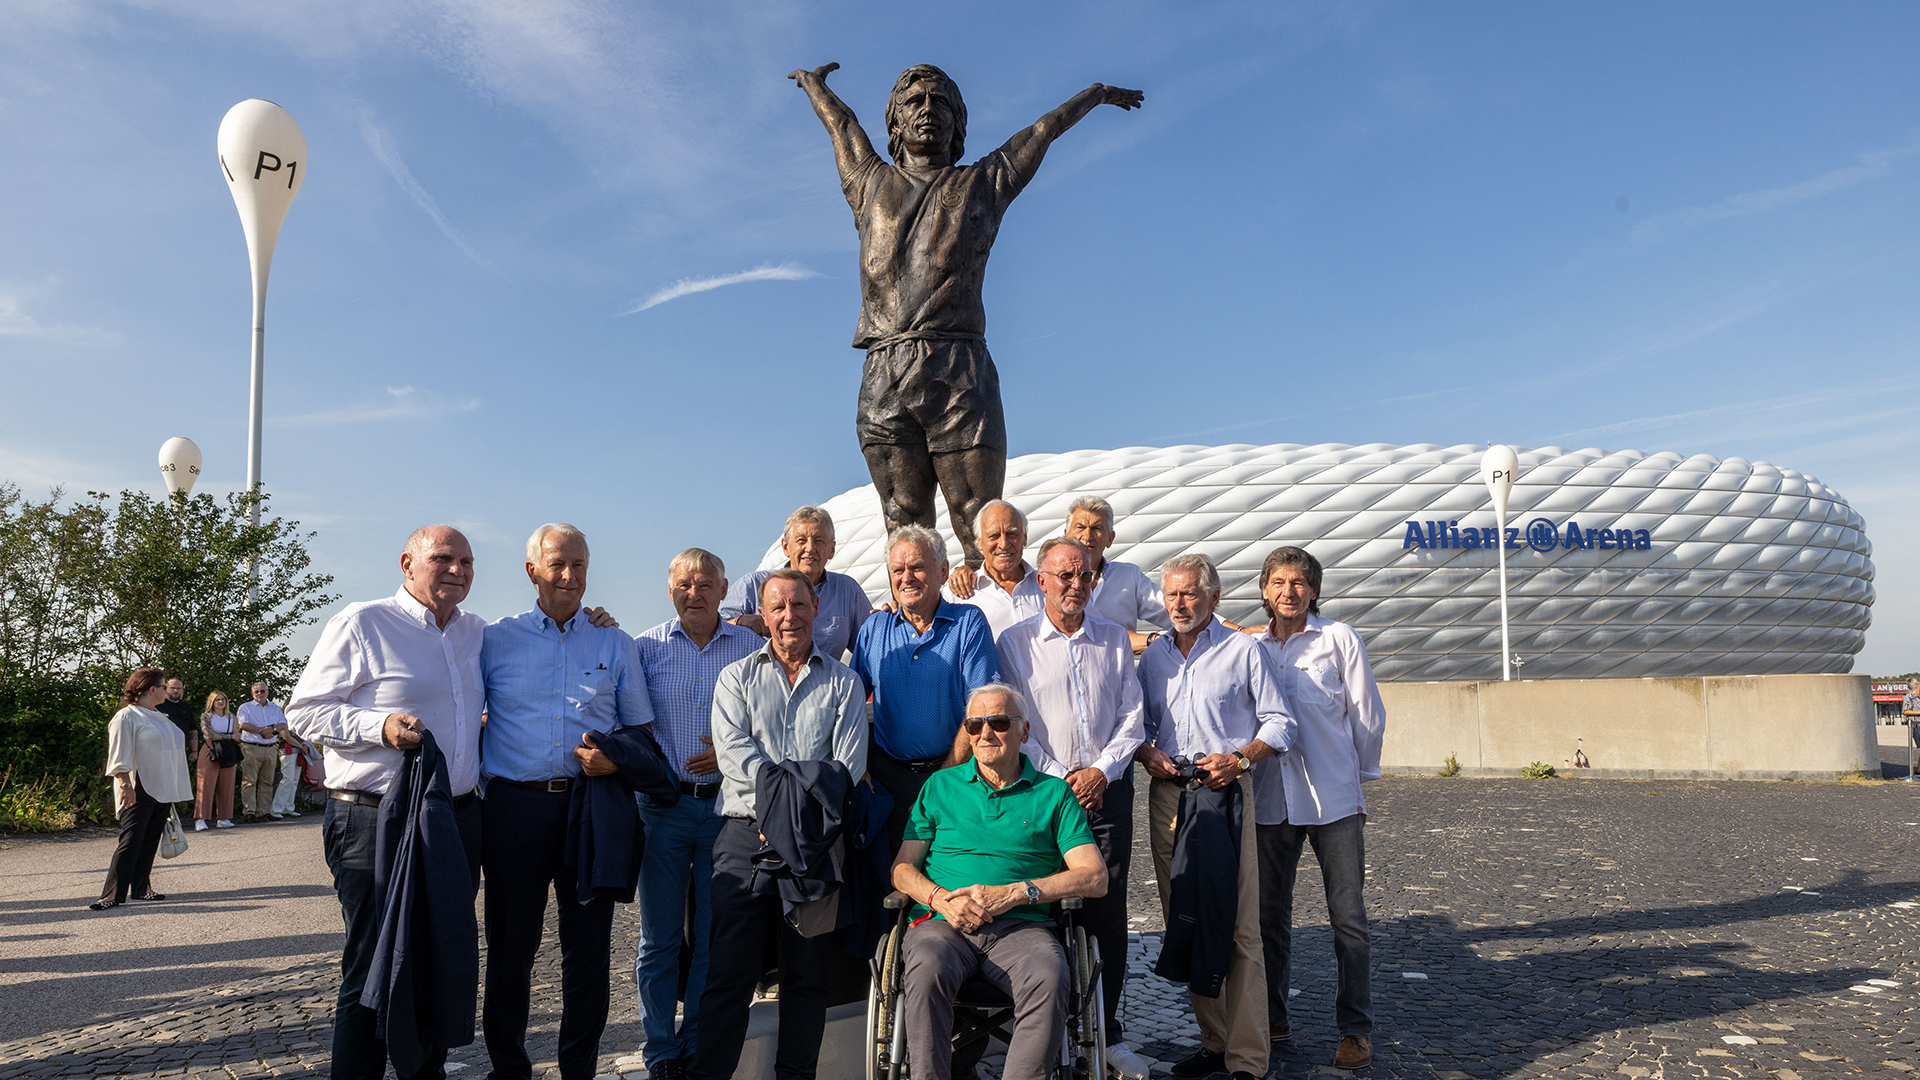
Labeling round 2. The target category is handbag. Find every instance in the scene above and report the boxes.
[160,808,189,859]
[211,737,243,769]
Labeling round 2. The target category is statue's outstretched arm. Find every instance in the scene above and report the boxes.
[788,63,880,180]
[999,83,1144,179]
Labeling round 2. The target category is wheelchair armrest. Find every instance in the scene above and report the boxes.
[1058,896,1083,911]
[884,890,911,910]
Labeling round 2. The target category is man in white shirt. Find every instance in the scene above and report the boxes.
[1061,495,1170,653]
[995,536,1147,1078]
[1136,554,1292,1080]
[1252,546,1385,1071]
[288,525,488,1080]
[943,499,1044,638]
[236,682,288,822]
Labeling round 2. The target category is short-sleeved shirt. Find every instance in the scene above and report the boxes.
[904,754,1096,923]
[841,145,1040,349]
[156,699,198,741]
[718,568,873,661]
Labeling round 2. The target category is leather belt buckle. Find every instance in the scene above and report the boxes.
[545,778,570,793]
[678,780,719,799]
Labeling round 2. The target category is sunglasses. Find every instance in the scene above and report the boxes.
[962,715,1019,735]
[1044,569,1097,587]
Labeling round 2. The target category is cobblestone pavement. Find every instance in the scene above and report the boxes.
[5,776,1920,1080]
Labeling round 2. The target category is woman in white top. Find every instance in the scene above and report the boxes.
[92,667,193,910]
[195,690,240,830]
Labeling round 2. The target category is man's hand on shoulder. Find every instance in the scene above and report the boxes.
[382,712,424,750]
[735,613,770,638]
[584,606,619,629]
[947,563,978,600]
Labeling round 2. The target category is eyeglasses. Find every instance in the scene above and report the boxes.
[1043,570,1097,587]
[962,715,1018,735]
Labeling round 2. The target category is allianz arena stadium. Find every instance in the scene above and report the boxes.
[759,443,1875,682]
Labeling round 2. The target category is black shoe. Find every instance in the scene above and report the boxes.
[135,891,166,901]
[1232,1073,1262,1080]
[88,898,121,911]
[1170,1048,1226,1077]
[649,1060,685,1080]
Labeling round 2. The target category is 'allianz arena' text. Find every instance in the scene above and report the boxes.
[761,443,1874,681]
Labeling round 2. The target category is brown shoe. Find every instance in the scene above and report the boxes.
[1333,1035,1372,1069]
[1271,1023,1293,1045]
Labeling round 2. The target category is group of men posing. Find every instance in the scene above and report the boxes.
[285,495,1385,1080]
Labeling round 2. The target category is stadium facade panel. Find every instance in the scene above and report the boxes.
[759,443,1874,681]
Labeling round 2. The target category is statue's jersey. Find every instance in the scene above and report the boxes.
[841,140,1039,350]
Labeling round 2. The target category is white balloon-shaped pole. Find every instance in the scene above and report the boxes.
[217,99,306,536]
[158,437,203,499]
[1481,445,1521,681]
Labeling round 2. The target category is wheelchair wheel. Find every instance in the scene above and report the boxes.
[868,924,903,1080]
[1071,928,1107,1080]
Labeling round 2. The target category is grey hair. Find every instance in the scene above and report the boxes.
[1036,535,1091,568]
[783,505,835,543]
[250,682,268,692]
[526,522,589,565]
[886,524,947,567]
[667,547,725,581]
[973,498,1028,537]
[966,682,1028,726]
[1161,553,1221,594]
[1067,495,1115,526]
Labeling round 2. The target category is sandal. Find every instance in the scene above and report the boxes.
[134,891,167,901]
[88,897,121,911]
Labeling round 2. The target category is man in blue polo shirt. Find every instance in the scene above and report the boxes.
[891,682,1107,1080]
[851,524,1002,844]
[479,523,654,1080]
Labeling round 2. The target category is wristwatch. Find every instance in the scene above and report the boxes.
[1023,880,1041,904]
[1232,750,1253,774]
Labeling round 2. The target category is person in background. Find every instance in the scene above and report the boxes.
[194,690,240,831]
[92,667,192,910]
[156,676,199,771]
[1253,546,1385,1071]
[632,549,764,1080]
[942,499,1044,639]
[718,506,873,660]
[271,726,313,819]
[1059,496,1171,654]
[237,681,287,822]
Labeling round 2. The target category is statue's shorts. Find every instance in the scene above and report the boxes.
[857,334,1007,455]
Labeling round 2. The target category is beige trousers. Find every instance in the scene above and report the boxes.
[239,743,278,816]
[1150,774,1268,1078]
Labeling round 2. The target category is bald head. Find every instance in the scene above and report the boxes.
[400,525,474,627]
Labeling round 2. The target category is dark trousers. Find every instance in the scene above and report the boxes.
[687,817,835,1080]
[324,794,482,1080]
[100,783,166,901]
[1082,768,1132,1044]
[868,746,946,848]
[481,785,617,1080]
[1258,814,1373,1036]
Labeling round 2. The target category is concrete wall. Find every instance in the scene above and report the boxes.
[1378,673,1876,780]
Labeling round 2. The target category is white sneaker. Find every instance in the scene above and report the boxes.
[193,820,208,831]
[1105,1041,1151,1080]
[284,810,302,817]
[216,820,235,828]
[269,812,284,820]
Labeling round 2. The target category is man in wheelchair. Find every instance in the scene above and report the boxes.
[887,683,1110,1080]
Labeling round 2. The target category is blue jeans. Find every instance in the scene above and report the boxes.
[634,792,723,1066]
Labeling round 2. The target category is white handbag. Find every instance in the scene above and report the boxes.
[159,808,189,859]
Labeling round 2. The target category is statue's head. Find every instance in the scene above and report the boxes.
[886,64,967,164]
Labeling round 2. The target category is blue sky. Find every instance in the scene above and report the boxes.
[2,2,1915,674]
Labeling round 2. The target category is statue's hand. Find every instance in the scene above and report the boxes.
[789,62,841,86]
[1097,84,1145,110]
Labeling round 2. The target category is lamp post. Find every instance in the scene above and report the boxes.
[158,437,202,500]
[216,99,306,533]
[1481,445,1521,681]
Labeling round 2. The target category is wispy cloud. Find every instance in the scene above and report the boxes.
[1629,137,1920,245]
[1547,376,1919,445]
[278,386,480,428]
[0,290,122,347]
[358,111,496,271]
[621,263,820,314]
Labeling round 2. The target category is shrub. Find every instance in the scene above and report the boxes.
[1519,761,1557,779]
[1438,752,1460,778]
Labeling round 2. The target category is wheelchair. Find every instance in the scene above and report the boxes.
[865,890,1106,1080]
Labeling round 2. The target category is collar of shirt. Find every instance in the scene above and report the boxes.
[667,617,751,652]
[884,599,958,637]
[1034,613,1094,643]
[744,639,830,680]
[1263,613,1328,646]
[392,584,452,632]
[978,564,1038,597]
[964,753,1039,794]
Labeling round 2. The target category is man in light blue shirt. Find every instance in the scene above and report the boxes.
[480,524,653,1080]
[851,524,1001,844]
[631,549,763,1079]
[719,505,874,659]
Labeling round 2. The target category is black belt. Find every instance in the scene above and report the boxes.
[331,788,476,809]
[679,780,720,799]
[493,777,574,793]
[879,750,949,776]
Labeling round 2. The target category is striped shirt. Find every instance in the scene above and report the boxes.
[636,618,764,784]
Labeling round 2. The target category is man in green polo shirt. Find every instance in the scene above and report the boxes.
[891,682,1108,1080]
